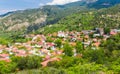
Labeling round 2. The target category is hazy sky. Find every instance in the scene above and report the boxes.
[0,0,80,14]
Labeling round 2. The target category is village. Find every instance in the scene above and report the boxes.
[0,28,120,67]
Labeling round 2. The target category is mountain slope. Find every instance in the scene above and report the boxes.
[0,1,90,32]
[0,9,46,32]
[0,0,120,32]
[37,4,120,34]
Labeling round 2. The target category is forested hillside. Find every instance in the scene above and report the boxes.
[0,1,90,32]
[38,4,120,34]
[1,0,120,33]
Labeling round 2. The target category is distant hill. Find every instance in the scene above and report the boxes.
[0,12,14,17]
[88,0,120,9]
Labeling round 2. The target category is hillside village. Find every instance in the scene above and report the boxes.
[1,0,120,73]
[0,28,120,67]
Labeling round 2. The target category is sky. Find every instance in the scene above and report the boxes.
[0,0,81,15]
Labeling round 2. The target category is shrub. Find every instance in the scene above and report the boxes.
[0,61,16,74]
[11,56,42,70]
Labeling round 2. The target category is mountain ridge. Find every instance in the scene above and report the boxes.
[37,4,120,34]
[0,0,120,33]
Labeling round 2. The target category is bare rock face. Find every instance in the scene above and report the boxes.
[7,15,47,31]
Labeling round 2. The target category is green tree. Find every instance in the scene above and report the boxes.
[75,41,83,53]
[83,49,106,64]
[104,27,110,34]
[0,61,16,74]
[26,56,42,69]
[63,43,73,56]
[102,34,120,52]
[54,39,62,48]
[11,56,42,70]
